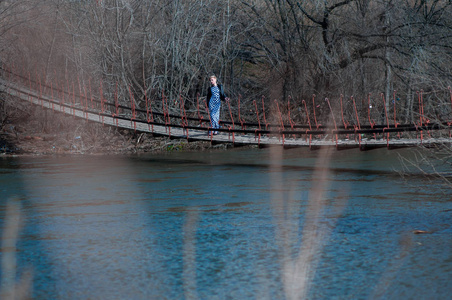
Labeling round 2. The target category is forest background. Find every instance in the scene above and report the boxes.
[1,0,452,154]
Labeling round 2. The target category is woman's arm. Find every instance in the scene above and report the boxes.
[219,84,228,101]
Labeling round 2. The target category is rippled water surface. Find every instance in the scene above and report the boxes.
[1,148,451,299]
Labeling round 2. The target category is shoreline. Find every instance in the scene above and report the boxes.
[0,131,234,157]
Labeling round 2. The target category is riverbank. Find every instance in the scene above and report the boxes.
[0,129,218,156]
[0,99,229,156]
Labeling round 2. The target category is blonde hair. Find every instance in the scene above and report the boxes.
[209,75,217,79]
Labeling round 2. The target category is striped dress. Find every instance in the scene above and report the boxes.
[209,86,221,131]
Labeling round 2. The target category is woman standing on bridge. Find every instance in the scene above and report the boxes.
[207,75,229,135]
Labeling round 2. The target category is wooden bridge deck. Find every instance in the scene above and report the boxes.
[2,80,451,150]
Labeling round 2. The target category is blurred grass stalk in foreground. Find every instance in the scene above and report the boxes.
[1,199,32,300]
[270,145,341,299]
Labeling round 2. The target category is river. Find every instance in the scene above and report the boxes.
[1,147,451,299]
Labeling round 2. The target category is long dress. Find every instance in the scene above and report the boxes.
[209,86,221,132]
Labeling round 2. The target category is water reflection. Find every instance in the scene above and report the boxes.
[0,148,451,299]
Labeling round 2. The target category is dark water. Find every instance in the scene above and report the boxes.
[1,148,451,299]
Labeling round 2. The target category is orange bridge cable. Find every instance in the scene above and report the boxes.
[417,91,422,126]
[56,71,61,102]
[261,96,269,130]
[34,69,39,100]
[128,84,137,131]
[60,79,64,105]
[42,70,47,96]
[179,95,189,136]
[180,95,188,127]
[149,93,155,133]
[275,100,285,145]
[73,82,77,118]
[163,93,171,128]
[99,80,105,125]
[64,67,68,109]
[51,81,55,111]
[77,76,82,111]
[161,91,168,131]
[287,96,294,130]
[420,90,426,124]
[196,93,204,127]
[417,91,423,141]
[39,75,43,107]
[312,94,321,130]
[367,93,377,140]
[204,98,212,137]
[227,99,235,144]
[114,82,119,116]
[253,100,261,131]
[180,96,189,139]
[99,81,104,113]
[238,94,245,129]
[287,96,296,139]
[54,78,59,109]
[352,96,362,146]
[352,96,361,130]
[340,94,351,140]
[3,68,90,110]
[89,79,93,109]
[325,98,338,146]
[178,95,183,126]
[28,72,32,103]
[83,86,89,120]
[253,100,262,143]
[166,96,171,126]
[309,133,312,149]
[381,93,390,142]
[61,78,65,113]
[71,81,76,117]
[449,86,452,122]
[419,90,431,138]
[255,128,261,146]
[340,94,348,130]
[84,84,88,114]
[393,90,400,138]
[66,78,70,109]
[113,83,119,126]
[393,90,397,126]
[144,89,149,130]
[302,99,312,143]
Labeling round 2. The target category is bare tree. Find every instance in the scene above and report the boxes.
[2,0,452,126]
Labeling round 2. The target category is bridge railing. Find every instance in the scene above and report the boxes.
[2,64,452,146]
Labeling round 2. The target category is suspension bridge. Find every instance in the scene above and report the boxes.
[2,67,452,150]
